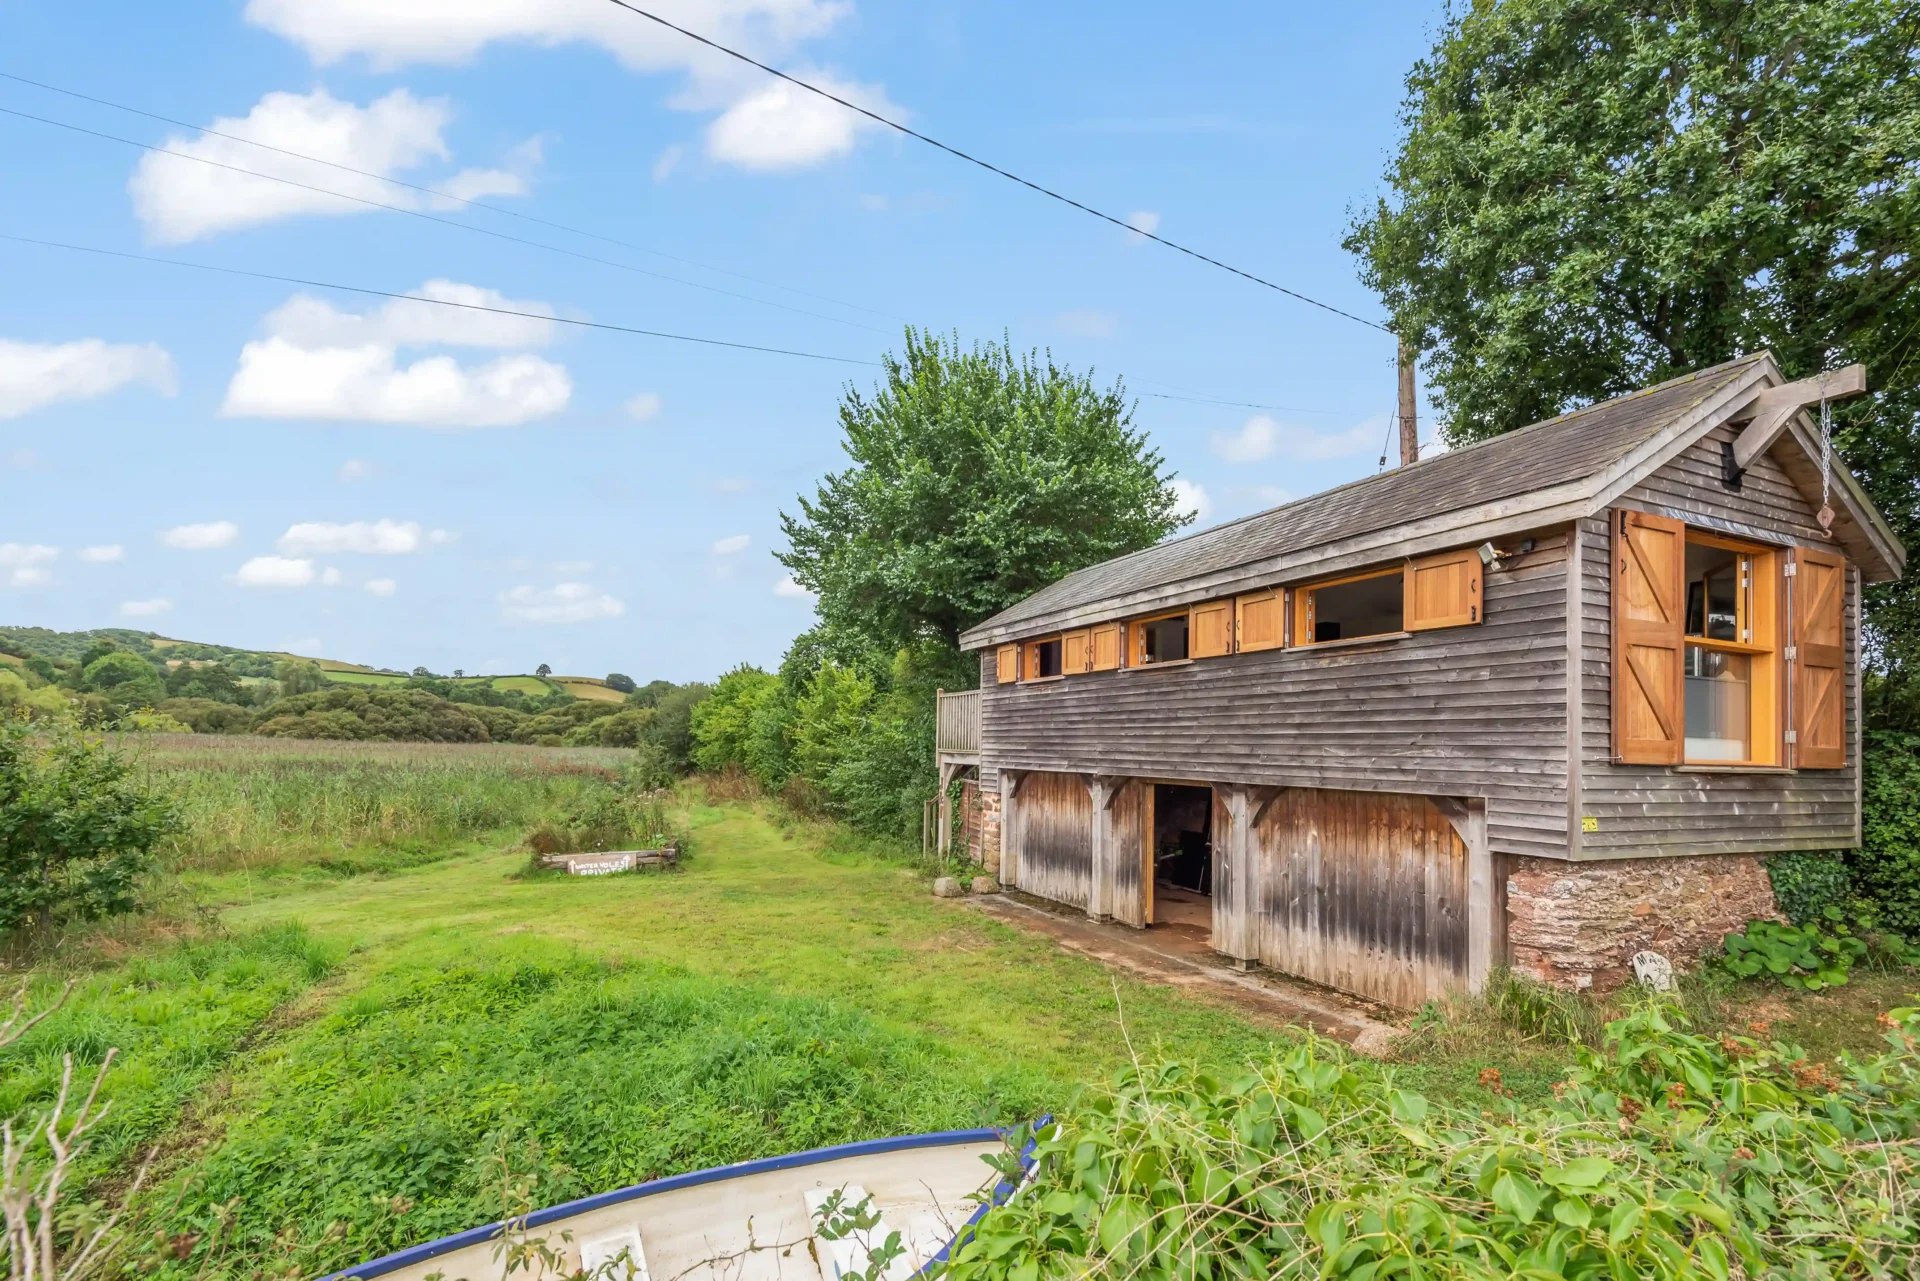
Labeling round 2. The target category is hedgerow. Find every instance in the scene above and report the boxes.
[946,999,1920,1280]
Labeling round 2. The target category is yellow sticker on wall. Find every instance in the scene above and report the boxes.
[1581,816,1599,833]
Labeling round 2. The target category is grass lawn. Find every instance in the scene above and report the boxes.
[8,757,1913,1278]
[486,674,555,696]
[315,669,407,686]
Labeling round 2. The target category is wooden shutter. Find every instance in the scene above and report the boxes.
[1089,623,1121,672]
[995,644,1019,684]
[1294,588,1316,647]
[1405,549,1482,631]
[1190,600,1233,658]
[1061,629,1091,674]
[1612,509,1686,764]
[1236,590,1284,653]
[1792,547,1847,768]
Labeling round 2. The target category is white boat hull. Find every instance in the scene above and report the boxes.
[320,1125,1036,1281]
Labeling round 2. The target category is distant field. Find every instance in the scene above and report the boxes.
[0,652,22,666]
[488,675,552,695]
[320,670,407,687]
[555,677,625,703]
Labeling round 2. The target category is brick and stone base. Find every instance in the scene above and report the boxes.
[977,786,1003,876]
[1506,853,1779,992]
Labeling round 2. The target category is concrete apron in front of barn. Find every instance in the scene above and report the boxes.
[967,890,1399,1056]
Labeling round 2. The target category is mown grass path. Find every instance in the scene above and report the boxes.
[127,800,1284,1276]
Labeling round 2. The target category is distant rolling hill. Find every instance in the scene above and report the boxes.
[0,625,631,702]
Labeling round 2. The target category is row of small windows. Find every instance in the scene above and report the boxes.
[995,547,1483,685]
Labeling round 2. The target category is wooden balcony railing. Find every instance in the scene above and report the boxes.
[935,688,981,755]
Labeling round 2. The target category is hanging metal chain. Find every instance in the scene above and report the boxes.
[1817,373,1836,531]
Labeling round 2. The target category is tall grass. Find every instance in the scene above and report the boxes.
[122,736,638,877]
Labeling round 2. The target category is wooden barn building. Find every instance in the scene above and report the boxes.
[935,354,1903,1005]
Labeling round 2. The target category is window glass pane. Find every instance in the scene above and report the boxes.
[1035,639,1062,678]
[1310,573,1404,643]
[1685,543,1742,641]
[1685,645,1750,761]
[1143,617,1188,663]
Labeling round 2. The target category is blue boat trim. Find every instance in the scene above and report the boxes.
[318,1122,1043,1281]
[911,1115,1051,1278]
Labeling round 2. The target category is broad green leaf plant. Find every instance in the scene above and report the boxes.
[941,998,1920,1280]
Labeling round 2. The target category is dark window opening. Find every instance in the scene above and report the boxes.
[1309,572,1403,643]
[1032,638,1062,678]
[1151,784,1213,934]
[1142,616,1189,663]
[1685,543,1743,641]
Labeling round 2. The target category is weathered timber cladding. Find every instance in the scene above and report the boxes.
[980,532,1573,860]
[1577,423,1860,855]
[1108,780,1148,927]
[1252,787,1469,1007]
[1014,771,1093,909]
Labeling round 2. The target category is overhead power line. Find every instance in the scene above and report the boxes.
[0,233,878,365]
[0,102,891,336]
[0,68,903,326]
[1143,391,1337,415]
[596,0,1390,333]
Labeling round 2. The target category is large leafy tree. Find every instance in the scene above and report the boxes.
[1347,0,1920,672]
[779,329,1189,660]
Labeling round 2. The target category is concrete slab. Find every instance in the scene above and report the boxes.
[968,890,1401,1056]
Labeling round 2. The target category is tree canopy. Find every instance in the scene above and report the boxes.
[1346,0,1920,668]
[778,329,1190,655]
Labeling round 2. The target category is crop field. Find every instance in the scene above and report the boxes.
[489,673,557,695]
[554,675,625,701]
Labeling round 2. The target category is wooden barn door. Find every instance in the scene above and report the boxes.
[1013,772,1094,911]
[1251,788,1469,1007]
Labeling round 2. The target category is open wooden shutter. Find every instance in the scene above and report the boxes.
[1612,509,1686,764]
[1405,549,1482,631]
[995,644,1019,684]
[1089,623,1122,671]
[1061,629,1091,674]
[1190,600,1233,658]
[1236,590,1284,652]
[1792,547,1847,768]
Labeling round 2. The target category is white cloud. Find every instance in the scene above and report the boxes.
[774,574,812,598]
[0,339,176,419]
[130,89,452,242]
[1055,310,1116,339]
[623,391,663,422]
[431,139,543,207]
[222,283,571,429]
[711,533,751,555]
[120,598,171,617]
[365,577,397,597]
[427,528,455,545]
[246,0,846,69]
[1252,484,1292,507]
[320,566,343,587]
[278,519,423,555]
[651,144,685,183]
[1209,413,1384,464]
[79,545,125,563]
[259,282,558,350]
[499,582,625,624]
[857,192,888,212]
[1171,478,1212,524]
[1124,210,1160,243]
[705,73,899,171]
[337,458,374,482]
[236,555,316,588]
[0,544,57,588]
[163,521,240,550]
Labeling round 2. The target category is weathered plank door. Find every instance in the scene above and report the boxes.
[1251,787,1469,1007]
[1014,772,1094,911]
[1106,780,1149,927]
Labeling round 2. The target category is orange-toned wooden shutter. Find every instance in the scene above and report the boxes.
[1061,629,1090,674]
[1405,549,1482,630]
[1089,623,1121,671]
[995,644,1019,684]
[1612,509,1686,765]
[1792,546,1847,768]
[1294,588,1317,646]
[1190,600,1233,658]
[1236,590,1284,652]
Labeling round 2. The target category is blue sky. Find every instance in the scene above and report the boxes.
[0,0,1446,680]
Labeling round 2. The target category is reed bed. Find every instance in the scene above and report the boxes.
[119,734,638,876]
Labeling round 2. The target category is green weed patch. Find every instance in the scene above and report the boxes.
[142,934,1052,1277]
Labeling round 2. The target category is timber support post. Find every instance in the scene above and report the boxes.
[1087,776,1114,922]
[1214,784,1260,971]
[998,770,1022,888]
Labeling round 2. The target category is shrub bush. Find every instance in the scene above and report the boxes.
[943,998,1920,1281]
[253,688,491,743]
[1855,730,1920,932]
[1766,851,1852,924]
[0,718,181,937]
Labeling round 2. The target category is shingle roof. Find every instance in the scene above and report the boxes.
[965,354,1768,646]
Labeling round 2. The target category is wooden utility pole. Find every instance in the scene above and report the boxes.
[1397,336,1419,467]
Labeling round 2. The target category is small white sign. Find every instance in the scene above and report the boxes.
[569,853,636,876]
